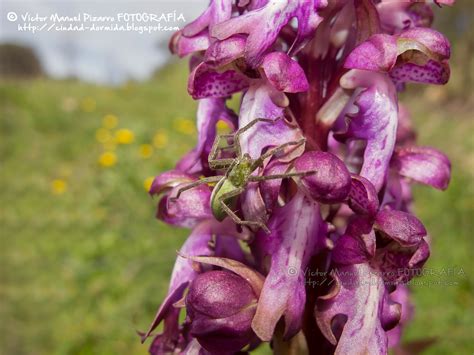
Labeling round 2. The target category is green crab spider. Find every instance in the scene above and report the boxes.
[170,117,316,233]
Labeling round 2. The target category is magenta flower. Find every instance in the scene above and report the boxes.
[142,0,454,353]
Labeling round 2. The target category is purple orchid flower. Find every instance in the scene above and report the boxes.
[345,27,451,86]
[251,191,330,341]
[142,220,248,353]
[315,263,400,355]
[143,0,454,353]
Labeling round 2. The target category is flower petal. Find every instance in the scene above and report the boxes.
[377,2,433,34]
[157,180,212,228]
[347,175,380,216]
[345,34,398,72]
[389,60,450,85]
[170,30,211,58]
[332,217,376,266]
[398,27,450,59]
[387,285,413,348]
[337,70,398,192]
[372,238,430,284]
[374,209,427,247]
[332,232,373,266]
[261,52,309,93]
[211,0,326,66]
[188,62,249,99]
[259,160,290,210]
[315,263,392,355]
[294,151,351,204]
[184,255,265,296]
[149,170,193,196]
[391,146,451,190]
[177,98,237,174]
[204,35,247,67]
[345,28,451,85]
[241,182,269,231]
[238,83,305,161]
[183,0,232,37]
[251,192,328,341]
[143,220,246,350]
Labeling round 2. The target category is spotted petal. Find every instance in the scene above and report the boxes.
[347,175,380,216]
[345,28,451,85]
[188,62,249,99]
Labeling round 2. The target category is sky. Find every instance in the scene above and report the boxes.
[0,0,207,84]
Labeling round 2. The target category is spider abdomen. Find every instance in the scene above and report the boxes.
[210,178,239,221]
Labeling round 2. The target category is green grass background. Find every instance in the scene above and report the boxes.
[1,9,473,354]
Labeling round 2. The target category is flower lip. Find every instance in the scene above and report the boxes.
[251,192,329,341]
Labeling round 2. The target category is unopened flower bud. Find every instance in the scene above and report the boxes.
[186,270,258,353]
[294,151,351,204]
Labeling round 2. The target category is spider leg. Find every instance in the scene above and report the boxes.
[170,176,224,201]
[208,133,237,170]
[209,158,236,171]
[218,188,270,234]
[235,117,283,136]
[233,117,284,157]
[248,170,317,182]
[251,138,306,169]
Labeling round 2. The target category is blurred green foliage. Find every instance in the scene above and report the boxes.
[1,6,473,352]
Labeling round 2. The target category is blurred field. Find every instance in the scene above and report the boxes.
[0,64,198,354]
[1,38,473,355]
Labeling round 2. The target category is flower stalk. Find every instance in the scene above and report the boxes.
[142,1,454,354]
